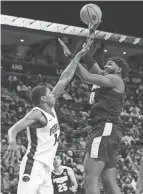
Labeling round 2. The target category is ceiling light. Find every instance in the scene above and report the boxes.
[20,39,24,42]
[123,52,126,55]
[104,49,107,52]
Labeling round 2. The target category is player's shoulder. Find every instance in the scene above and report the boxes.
[25,108,43,120]
[62,165,71,170]
[62,165,68,169]
[62,166,73,172]
[105,74,124,84]
[105,74,122,80]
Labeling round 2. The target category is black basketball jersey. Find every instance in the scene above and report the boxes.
[52,167,72,194]
[90,87,125,119]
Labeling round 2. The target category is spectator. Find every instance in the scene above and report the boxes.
[17,82,28,97]
[8,72,18,91]
[121,132,135,145]
[1,172,11,194]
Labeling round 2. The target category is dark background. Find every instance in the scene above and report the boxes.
[1,1,143,37]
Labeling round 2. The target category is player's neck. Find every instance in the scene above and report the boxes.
[37,104,53,113]
[115,72,122,78]
[54,166,63,174]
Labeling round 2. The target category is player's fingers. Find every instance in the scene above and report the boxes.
[82,43,86,48]
[58,38,62,43]
[81,47,90,56]
[58,38,65,46]
[64,51,68,57]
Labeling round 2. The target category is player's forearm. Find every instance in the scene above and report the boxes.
[8,120,25,141]
[83,55,103,74]
[76,63,90,82]
[59,55,81,84]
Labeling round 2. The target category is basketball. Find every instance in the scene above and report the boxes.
[80,4,102,26]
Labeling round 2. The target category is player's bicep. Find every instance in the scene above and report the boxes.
[83,74,118,88]
[11,110,41,131]
[51,80,66,100]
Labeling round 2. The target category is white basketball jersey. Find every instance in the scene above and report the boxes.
[26,107,60,172]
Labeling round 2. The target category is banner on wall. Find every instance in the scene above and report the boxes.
[2,59,64,76]
[2,59,142,85]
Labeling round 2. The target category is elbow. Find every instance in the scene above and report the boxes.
[80,75,88,83]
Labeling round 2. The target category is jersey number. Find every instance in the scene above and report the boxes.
[53,133,59,146]
[58,183,68,192]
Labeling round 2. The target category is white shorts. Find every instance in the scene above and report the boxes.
[17,156,53,194]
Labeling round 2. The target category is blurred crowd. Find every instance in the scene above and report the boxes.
[1,60,143,194]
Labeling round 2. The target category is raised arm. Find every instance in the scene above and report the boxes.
[51,40,92,100]
[58,37,104,75]
[76,63,121,88]
[83,54,104,74]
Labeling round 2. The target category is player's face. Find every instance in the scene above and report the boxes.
[104,60,120,75]
[53,156,62,167]
[46,88,55,106]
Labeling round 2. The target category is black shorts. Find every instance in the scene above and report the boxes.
[85,120,123,168]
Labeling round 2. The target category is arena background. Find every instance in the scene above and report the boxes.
[1,1,143,194]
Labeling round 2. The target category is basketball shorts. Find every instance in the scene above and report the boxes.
[85,121,123,168]
[17,156,53,194]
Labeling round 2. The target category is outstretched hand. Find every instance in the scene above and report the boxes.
[58,37,93,60]
[88,21,102,39]
[58,38,73,58]
[76,39,93,59]
[3,140,19,161]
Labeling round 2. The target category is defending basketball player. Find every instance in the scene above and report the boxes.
[5,42,91,194]
[58,25,130,194]
[52,155,78,194]
[136,156,143,194]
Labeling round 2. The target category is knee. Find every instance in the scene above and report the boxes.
[102,174,117,186]
[83,172,99,188]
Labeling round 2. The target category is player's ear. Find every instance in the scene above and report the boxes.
[41,96,46,102]
[117,67,122,73]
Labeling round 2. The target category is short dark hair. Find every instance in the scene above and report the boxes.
[108,56,130,79]
[56,153,62,160]
[30,85,47,105]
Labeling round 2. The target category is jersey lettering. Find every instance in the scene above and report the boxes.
[50,123,60,135]
[53,133,60,146]
[52,168,71,194]
[58,183,68,192]
[53,176,68,184]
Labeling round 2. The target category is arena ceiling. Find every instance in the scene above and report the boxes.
[1,1,143,38]
[1,27,143,58]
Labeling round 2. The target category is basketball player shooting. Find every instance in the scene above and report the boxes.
[52,155,78,194]
[59,24,130,194]
[5,41,92,194]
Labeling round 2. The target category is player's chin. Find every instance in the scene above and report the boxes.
[50,100,55,106]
